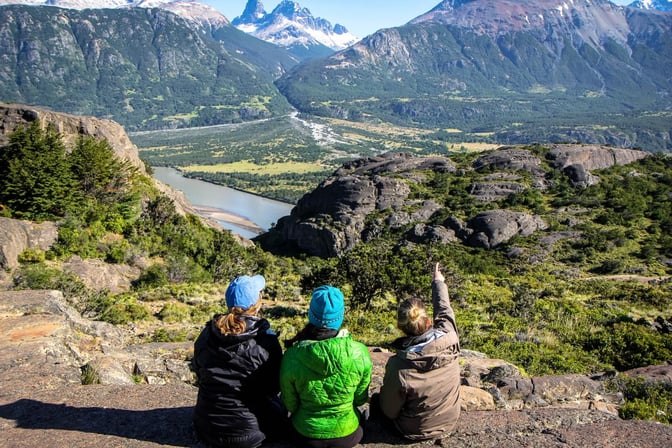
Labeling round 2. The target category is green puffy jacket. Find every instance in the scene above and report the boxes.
[280,330,372,439]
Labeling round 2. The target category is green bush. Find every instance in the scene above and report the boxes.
[80,364,101,385]
[150,327,194,343]
[86,292,150,324]
[13,263,88,298]
[18,248,46,263]
[586,322,672,371]
[615,376,672,424]
[105,240,131,264]
[132,264,168,290]
[158,302,192,323]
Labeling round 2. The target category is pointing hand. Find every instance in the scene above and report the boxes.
[433,262,445,282]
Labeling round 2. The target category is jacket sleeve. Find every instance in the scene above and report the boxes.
[191,324,210,375]
[378,357,405,420]
[353,344,372,407]
[279,353,299,414]
[432,279,458,338]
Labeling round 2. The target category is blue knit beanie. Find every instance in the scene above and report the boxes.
[308,285,345,330]
[225,275,265,310]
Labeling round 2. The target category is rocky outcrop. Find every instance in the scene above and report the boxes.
[0,289,192,388]
[466,210,548,249]
[271,152,456,257]
[473,148,546,177]
[623,363,672,384]
[335,151,456,176]
[470,147,546,201]
[547,144,650,187]
[400,209,548,250]
[264,146,652,257]
[0,103,253,245]
[468,181,527,202]
[0,217,58,270]
[0,103,145,172]
[0,290,127,388]
[62,256,142,294]
[277,172,413,257]
[0,103,235,231]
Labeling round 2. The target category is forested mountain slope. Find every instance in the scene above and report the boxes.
[0,5,296,130]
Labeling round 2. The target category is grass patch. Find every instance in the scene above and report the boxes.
[181,161,328,175]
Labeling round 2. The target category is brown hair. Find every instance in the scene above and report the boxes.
[397,298,431,336]
[215,301,262,335]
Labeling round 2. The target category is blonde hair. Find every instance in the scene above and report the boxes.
[215,301,262,335]
[397,298,431,336]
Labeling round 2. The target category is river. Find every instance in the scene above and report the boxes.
[152,166,294,239]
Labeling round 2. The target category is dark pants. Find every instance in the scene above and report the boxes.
[368,393,401,435]
[193,420,265,448]
[194,395,289,448]
[292,425,364,448]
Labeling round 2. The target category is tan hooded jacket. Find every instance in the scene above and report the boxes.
[379,279,461,440]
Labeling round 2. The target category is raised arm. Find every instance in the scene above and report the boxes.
[431,263,458,335]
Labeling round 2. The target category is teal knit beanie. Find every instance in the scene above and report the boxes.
[308,285,345,330]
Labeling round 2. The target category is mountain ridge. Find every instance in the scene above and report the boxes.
[0,4,296,130]
[232,0,359,59]
[276,0,672,151]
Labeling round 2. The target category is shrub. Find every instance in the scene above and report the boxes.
[132,264,168,290]
[150,327,193,343]
[615,376,672,424]
[88,293,150,324]
[18,248,46,263]
[158,302,192,323]
[586,322,672,371]
[80,364,101,385]
[13,263,88,298]
[105,240,131,264]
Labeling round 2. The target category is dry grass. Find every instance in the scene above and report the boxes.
[181,160,328,175]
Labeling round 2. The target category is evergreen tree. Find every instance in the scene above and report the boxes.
[0,122,77,220]
[69,135,134,204]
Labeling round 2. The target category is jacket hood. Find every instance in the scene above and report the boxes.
[392,328,458,372]
[206,315,271,366]
[290,329,352,376]
[210,314,269,343]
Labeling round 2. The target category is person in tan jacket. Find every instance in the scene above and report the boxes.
[377,263,461,440]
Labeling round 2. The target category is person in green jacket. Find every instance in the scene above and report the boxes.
[280,285,372,448]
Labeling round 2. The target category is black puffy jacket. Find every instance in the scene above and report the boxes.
[192,315,283,448]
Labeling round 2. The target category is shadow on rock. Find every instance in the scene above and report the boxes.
[0,399,197,447]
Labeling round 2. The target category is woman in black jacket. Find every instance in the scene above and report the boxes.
[192,275,285,448]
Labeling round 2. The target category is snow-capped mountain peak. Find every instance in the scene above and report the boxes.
[235,0,265,25]
[628,0,672,12]
[232,0,359,56]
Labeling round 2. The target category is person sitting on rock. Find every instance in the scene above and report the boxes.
[192,274,286,448]
[377,262,461,440]
[280,285,372,448]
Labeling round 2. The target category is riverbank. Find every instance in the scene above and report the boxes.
[191,205,264,235]
[151,167,293,239]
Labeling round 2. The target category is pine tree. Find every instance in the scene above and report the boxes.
[69,135,134,204]
[0,121,77,220]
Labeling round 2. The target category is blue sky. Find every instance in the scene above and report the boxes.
[204,1,634,37]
